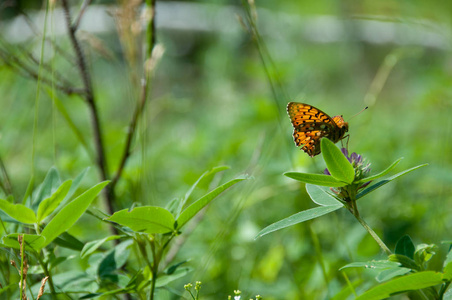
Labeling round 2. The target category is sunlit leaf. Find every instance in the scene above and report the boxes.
[354,158,403,184]
[321,138,354,184]
[176,175,248,229]
[355,271,443,300]
[356,164,428,200]
[0,199,37,224]
[306,184,342,206]
[284,172,347,187]
[40,181,109,249]
[107,207,175,234]
[255,205,342,239]
[37,180,72,223]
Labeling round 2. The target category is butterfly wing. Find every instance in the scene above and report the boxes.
[287,102,343,157]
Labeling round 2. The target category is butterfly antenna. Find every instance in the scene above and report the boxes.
[348,106,368,121]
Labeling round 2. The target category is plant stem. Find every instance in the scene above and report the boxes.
[36,253,57,298]
[352,208,392,256]
[61,0,114,216]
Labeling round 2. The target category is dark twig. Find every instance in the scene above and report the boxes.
[109,0,157,194]
[0,48,84,95]
[73,0,93,31]
[61,0,112,213]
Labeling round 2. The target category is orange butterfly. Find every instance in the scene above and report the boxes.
[287,102,349,157]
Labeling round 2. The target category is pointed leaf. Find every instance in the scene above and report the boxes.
[107,207,175,234]
[33,167,61,208]
[81,235,123,259]
[444,247,452,268]
[340,260,401,270]
[444,262,452,281]
[98,240,133,279]
[54,232,85,251]
[59,168,89,208]
[40,181,109,249]
[321,138,354,184]
[0,199,37,224]
[284,172,347,187]
[395,235,415,259]
[355,158,403,184]
[306,184,342,206]
[388,254,420,271]
[376,267,411,282]
[255,204,342,239]
[176,175,248,229]
[175,166,230,218]
[2,234,46,251]
[356,164,428,200]
[355,271,443,300]
[156,267,191,287]
[37,180,72,223]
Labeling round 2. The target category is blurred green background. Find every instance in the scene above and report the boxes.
[1,0,452,299]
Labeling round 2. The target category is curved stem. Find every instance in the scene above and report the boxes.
[352,210,392,256]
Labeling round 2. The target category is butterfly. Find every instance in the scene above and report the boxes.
[286,102,349,157]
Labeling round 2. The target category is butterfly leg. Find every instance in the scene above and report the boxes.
[341,134,350,153]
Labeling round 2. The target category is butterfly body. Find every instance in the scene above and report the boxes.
[287,102,348,157]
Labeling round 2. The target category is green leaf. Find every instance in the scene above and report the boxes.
[37,180,72,223]
[1,234,46,251]
[395,235,415,259]
[166,260,188,275]
[40,181,109,249]
[414,244,437,266]
[355,271,443,300]
[356,164,428,200]
[255,205,342,239]
[376,267,412,282]
[284,172,347,187]
[59,168,89,208]
[33,167,61,209]
[81,235,123,259]
[321,138,354,184]
[306,184,341,206]
[107,207,175,234]
[50,271,98,293]
[176,175,248,229]
[444,247,452,268]
[0,198,37,224]
[175,166,230,218]
[444,262,452,281]
[388,254,420,271]
[354,158,403,184]
[156,267,191,287]
[54,232,85,251]
[98,240,133,279]
[340,260,401,270]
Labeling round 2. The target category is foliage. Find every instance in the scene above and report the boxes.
[0,0,452,299]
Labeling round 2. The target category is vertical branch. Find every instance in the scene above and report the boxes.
[60,0,112,213]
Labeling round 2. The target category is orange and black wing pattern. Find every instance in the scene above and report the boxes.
[286,102,348,157]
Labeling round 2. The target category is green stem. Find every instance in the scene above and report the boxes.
[36,253,57,298]
[148,238,158,300]
[351,208,391,256]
